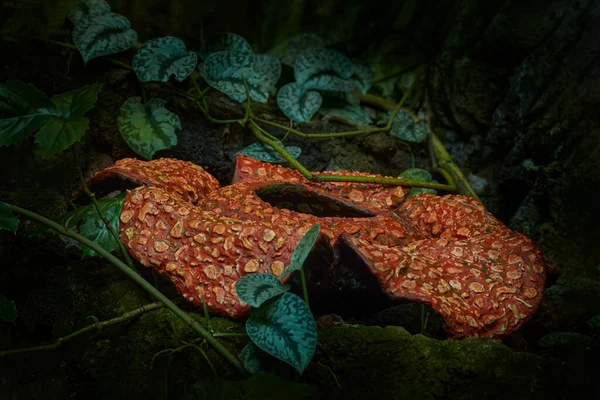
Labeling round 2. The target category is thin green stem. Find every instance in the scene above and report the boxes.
[4,203,246,375]
[0,302,164,356]
[212,333,248,338]
[249,121,313,179]
[300,268,310,307]
[312,173,455,191]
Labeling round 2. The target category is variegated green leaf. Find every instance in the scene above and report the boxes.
[203,51,281,103]
[50,83,103,117]
[236,141,301,164]
[389,110,428,143]
[235,274,290,308]
[352,64,374,94]
[117,97,179,159]
[270,33,325,67]
[199,32,253,62]
[246,292,317,374]
[133,36,197,83]
[78,194,125,257]
[277,82,322,122]
[398,168,438,198]
[73,12,137,63]
[67,0,110,25]
[280,224,320,280]
[294,48,354,87]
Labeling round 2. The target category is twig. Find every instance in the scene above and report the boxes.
[3,203,247,375]
[0,302,164,355]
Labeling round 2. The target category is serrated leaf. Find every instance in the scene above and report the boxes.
[133,36,197,83]
[0,202,19,232]
[398,168,438,198]
[389,110,428,143]
[203,51,281,103]
[275,33,325,67]
[0,80,59,146]
[236,141,301,164]
[246,292,317,374]
[0,294,17,322]
[78,194,125,257]
[34,115,89,154]
[236,274,290,308]
[320,105,373,127]
[352,64,374,94]
[294,48,354,87]
[277,82,322,122]
[68,0,111,24]
[50,83,103,117]
[117,97,180,159]
[73,12,137,63]
[280,224,319,280]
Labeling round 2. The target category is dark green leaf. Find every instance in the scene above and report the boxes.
[0,294,17,322]
[280,224,320,280]
[351,64,374,94]
[246,292,317,374]
[0,80,59,146]
[320,105,373,127]
[389,110,428,143]
[398,168,438,198]
[203,51,281,103]
[276,82,322,122]
[68,0,111,25]
[0,202,19,232]
[117,97,180,159]
[238,342,288,374]
[78,194,125,257]
[133,36,197,83]
[50,83,103,117]
[198,32,253,62]
[294,49,354,86]
[72,12,137,63]
[236,274,290,308]
[236,142,301,164]
[34,116,89,154]
[270,33,325,67]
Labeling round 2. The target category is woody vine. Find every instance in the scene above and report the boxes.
[0,0,478,378]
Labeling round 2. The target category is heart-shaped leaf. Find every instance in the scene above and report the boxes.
[398,168,438,198]
[320,104,373,127]
[238,342,285,374]
[203,51,281,103]
[280,224,320,280]
[294,48,354,87]
[78,193,126,257]
[236,141,301,164]
[73,12,137,63]
[351,64,374,94]
[277,82,322,122]
[117,97,180,159]
[34,116,89,154]
[0,202,19,233]
[270,33,325,67]
[50,83,103,117]
[389,110,428,143]
[235,274,290,308]
[0,81,59,146]
[0,294,17,322]
[199,32,253,62]
[68,0,111,25]
[133,36,197,83]
[246,292,317,374]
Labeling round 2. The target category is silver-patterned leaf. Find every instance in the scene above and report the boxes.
[320,105,373,127]
[270,33,325,67]
[133,36,197,82]
[389,110,428,143]
[203,51,280,103]
[68,0,111,24]
[294,48,354,86]
[352,64,374,94]
[398,168,438,198]
[280,224,320,280]
[246,292,317,374]
[199,32,253,62]
[73,12,138,63]
[235,274,290,308]
[303,74,358,92]
[277,82,322,122]
[236,141,301,164]
[117,97,179,159]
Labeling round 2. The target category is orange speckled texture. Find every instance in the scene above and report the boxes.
[87,154,556,339]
